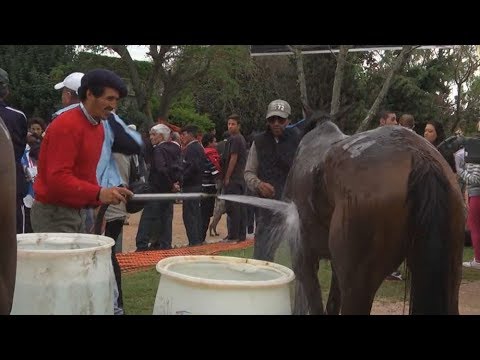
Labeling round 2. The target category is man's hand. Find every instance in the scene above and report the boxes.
[224,177,230,187]
[171,182,181,193]
[98,187,134,205]
[257,182,275,198]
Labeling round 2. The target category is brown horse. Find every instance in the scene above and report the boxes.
[278,111,465,315]
[0,116,17,315]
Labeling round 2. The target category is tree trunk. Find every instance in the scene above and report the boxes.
[356,46,414,133]
[108,45,150,118]
[288,46,309,117]
[331,45,352,116]
[156,85,175,119]
[449,83,463,133]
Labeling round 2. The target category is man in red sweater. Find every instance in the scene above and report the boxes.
[31,69,133,233]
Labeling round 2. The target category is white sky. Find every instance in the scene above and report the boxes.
[126,45,151,61]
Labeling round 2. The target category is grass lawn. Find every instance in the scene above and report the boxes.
[122,245,480,315]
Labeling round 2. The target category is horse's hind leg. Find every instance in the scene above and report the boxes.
[328,208,387,315]
[325,264,341,315]
[291,241,324,315]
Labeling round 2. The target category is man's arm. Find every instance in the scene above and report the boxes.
[244,141,275,198]
[244,142,261,192]
[224,153,238,186]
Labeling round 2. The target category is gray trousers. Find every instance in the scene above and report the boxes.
[31,201,83,233]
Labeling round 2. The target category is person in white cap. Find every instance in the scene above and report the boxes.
[51,72,84,122]
[244,99,301,261]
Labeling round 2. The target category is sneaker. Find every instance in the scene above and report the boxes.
[386,271,403,281]
[462,259,480,270]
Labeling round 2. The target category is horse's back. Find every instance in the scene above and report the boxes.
[325,126,460,199]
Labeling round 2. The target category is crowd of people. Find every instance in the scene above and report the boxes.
[0,65,305,314]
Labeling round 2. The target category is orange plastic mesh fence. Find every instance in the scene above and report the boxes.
[117,239,254,273]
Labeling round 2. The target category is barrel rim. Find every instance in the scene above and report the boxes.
[16,233,115,254]
[156,255,295,288]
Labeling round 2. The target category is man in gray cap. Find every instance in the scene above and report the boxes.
[244,99,301,261]
[0,68,28,234]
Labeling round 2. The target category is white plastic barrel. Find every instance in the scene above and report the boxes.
[12,233,115,315]
[153,255,295,315]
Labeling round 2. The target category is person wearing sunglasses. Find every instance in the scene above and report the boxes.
[244,99,301,261]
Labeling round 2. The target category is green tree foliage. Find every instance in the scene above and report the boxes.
[384,50,455,134]
[0,45,76,120]
[168,95,214,132]
[69,51,153,127]
[463,76,480,134]
[191,46,302,136]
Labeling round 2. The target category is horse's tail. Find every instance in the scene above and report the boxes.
[407,152,456,314]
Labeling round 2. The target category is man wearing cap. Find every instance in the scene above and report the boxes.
[0,68,28,234]
[31,69,134,233]
[50,72,84,123]
[244,99,301,261]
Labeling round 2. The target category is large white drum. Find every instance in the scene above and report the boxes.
[12,233,115,315]
[153,255,295,315]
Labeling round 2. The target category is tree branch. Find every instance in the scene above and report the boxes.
[356,46,414,133]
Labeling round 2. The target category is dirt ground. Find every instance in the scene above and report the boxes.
[370,281,480,315]
[120,205,480,315]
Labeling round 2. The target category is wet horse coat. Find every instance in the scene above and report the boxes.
[0,117,17,314]
[282,114,464,314]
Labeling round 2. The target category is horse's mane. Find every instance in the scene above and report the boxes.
[302,105,353,138]
[302,111,334,136]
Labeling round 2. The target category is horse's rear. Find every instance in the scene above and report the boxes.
[286,122,464,315]
[0,117,17,315]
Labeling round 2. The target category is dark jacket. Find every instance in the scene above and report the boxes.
[149,141,182,193]
[255,128,300,200]
[0,100,27,197]
[182,140,206,188]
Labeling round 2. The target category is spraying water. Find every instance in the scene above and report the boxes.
[218,194,301,265]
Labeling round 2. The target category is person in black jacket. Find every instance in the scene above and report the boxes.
[244,99,301,261]
[180,125,207,246]
[0,68,28,234]
[135,124,182,250]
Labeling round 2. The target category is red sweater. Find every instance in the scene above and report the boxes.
[34,107,104,209]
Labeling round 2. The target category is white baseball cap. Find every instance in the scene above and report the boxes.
[54,72,84,93]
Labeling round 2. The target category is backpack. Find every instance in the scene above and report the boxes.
[464,137,480,164]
